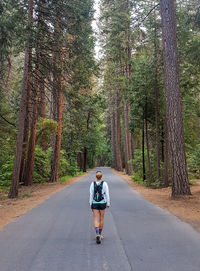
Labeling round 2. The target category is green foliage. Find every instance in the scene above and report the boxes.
[131,149,162,188]
[36,118,58,150]
[33,147,51,183]
[187,144,200,178]
[132,173,143,184]
[0,157,13,188]
[33,147,78,182]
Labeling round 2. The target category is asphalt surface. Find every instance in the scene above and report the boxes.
[1,167,200,271]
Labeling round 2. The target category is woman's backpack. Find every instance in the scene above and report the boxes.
[93,181,104,202]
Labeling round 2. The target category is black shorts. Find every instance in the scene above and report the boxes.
[91,203,107,210]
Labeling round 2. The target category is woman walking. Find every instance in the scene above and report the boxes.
[89,171,110,244]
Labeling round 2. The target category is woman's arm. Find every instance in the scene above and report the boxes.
[89,183,94,206]
[104,182,110,207]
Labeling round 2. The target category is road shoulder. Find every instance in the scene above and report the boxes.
[112,168,200,233]
[0,172,90,230]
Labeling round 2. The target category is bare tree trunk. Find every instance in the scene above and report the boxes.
[115,93,123,171]
[131,131,135,160]
[145,118,153,183]
[160,0,191,196]
[83,147,88,172]
[83,112,90,172]
[109,93,117,168]
[40,78,45,118]
[9,0,34,198]
[123,3,132,175]
[23,3,44,186]
[50,84,64,182]
[154,66,161,181]
[23,61,40,185]
[19,45,32,183]
[77,152,83,172]
[142,117,146,182]
[50,21,64,182]
[164,116,169,187]
[123,100,132,175]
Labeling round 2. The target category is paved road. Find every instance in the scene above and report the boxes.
[1,167,200,271]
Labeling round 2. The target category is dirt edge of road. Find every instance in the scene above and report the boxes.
[112,168,200,233]
[0,171,91,230]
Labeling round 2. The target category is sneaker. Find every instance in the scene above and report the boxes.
[100,235,103,240]
[96,235,101,244]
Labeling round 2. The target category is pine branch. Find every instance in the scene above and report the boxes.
[0,113,16,127]
[137,3,160,27]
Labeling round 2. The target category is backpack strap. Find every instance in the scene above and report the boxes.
[100,181,104,189]
[94,181,97,191]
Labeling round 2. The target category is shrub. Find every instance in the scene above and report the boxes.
[187,144,200,178]
[0,157,14,188]
[132,173,143,184]
[59,150,69,177]
[33,146,51,183]
[66,156,78,177]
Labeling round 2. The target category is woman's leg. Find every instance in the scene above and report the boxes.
[99,209,106,230]
[93,209,100,228]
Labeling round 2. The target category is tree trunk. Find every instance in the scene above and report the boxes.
[115,92,123,171]
[164,116,169,187]
[123,100,132,175]
[50,85,64,182]
[40,78,45,118]
[77,152,83,172]
[83,147,88,172]
[161,124,165,163]
[50,24,64,182]
[153,14,161,182]
[142,118,146,182]
[23,61,40,185]
[23,3,43,186]
[160,0,191,196]
[83,112,90,172]
[109,93,117,168]
[131,131,135,160]
[9,0,34,198]
[154,66,161,181]
[145,118,153,183]
[123,2,132,175]
[19,43,32,184]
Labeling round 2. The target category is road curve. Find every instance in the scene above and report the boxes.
[0,167,200,271]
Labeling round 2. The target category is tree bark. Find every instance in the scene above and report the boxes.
[83,112,90,172]
[123,2,132,175]
[115,92,123,171]
[50,83,64,182]
[154,65,161,181]
[164,116,169,187]
[131,131,135,160]
[142,118,146,182]
[109,92,117,169]
[50,22,64,182]
[19,40,32,184]
[23,2,44,186]
[9,0,34,198]
[145,118,153,183]
[160,0,191,196]
[123,100,132,175]
[40,78,45,118]
[77,152,83,172]
[83,147,88,172]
